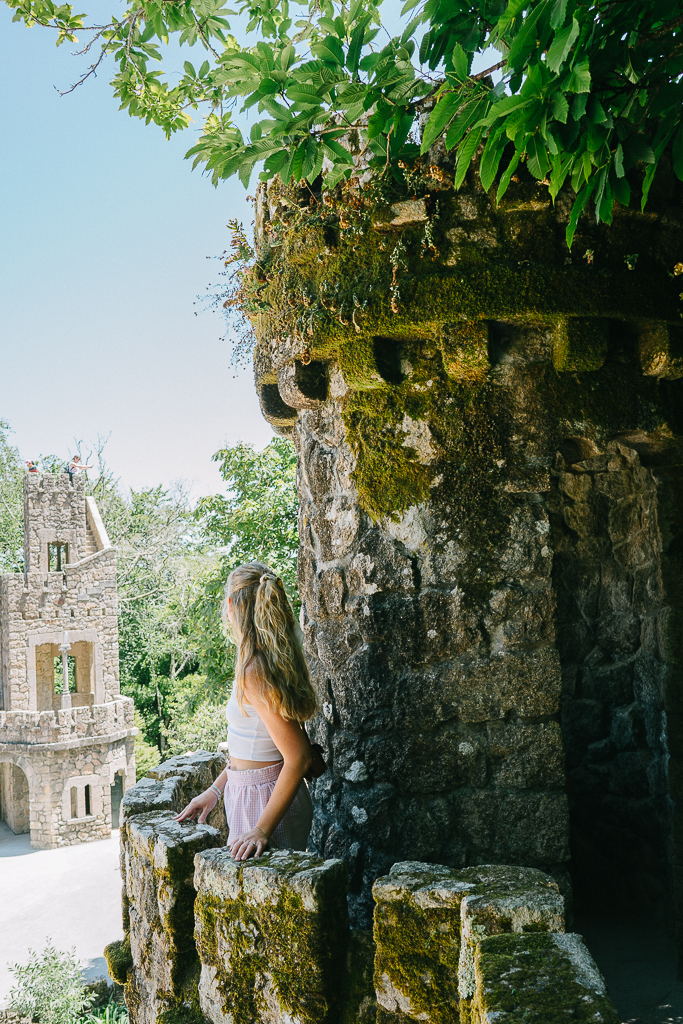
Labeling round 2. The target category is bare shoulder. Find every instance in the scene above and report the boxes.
[242,660,266,707]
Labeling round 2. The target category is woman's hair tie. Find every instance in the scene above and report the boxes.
[260,573,270,585]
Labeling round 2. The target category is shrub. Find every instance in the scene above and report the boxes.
[8,941,94,1024]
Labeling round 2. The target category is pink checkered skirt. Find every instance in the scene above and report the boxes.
[223,761,313,851]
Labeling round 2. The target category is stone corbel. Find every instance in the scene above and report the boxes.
[552,316,609,372]
[637,322,683,380]
[276,359,329,409]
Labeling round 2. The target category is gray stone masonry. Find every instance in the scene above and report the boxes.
[249,159,683,952]
[0,473,135,847]
[113,751,620,1024]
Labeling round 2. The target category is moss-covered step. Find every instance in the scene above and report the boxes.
[121,812,223,1024]
[372,862,564,1024]
[471,932,620,1023]
[193,847,350,1024]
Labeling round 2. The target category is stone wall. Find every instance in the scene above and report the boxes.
[248,157,683,943]
[0,703,135,846]
[23,472,89,573]
[0,552,120,712]
[111,752,620,1023]
[552,443,683,920]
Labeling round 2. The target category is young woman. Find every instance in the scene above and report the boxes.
[174,562,317,860]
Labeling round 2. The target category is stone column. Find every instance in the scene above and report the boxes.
[251,161,683,933]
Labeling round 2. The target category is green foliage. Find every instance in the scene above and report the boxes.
[0,421,26,573]
[192,436,299,688]
[5,0,683,242]
[133,708,161,779]
[8,941,95,1024]
[84,996,129,1024]
[162,673,228,756]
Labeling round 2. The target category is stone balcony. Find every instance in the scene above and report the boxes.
[0,696,135,750]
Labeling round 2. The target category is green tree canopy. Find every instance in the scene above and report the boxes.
[5,0,683,243]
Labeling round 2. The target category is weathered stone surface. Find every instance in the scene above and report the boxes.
[121,812,222,1024]
[194,848,349,1024]
[471,932,619,1023]
[551,447,679,919]
[373,862,565,1023]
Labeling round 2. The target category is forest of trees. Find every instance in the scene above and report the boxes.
[0,421,298,776]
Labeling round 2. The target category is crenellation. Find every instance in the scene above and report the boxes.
[0,473,134,847]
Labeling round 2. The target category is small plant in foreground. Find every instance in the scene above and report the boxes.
[8,941,94,1024]
[84,997,129,1024]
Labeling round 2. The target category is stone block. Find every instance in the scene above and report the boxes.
[553,317,609,372]
[373,862,564,1024]
[194,847,349,1024]
[471,932,619,1022]
[486,721,565,789]
[122,751,227,835]
[439,321,490,382]
[442,647,563,723]
[121,812,222,1024]
[638,322,683,380]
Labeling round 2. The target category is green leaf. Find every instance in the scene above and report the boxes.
[612,175,630,207]
[672,126,683,182]
[311,35,344,65]
[280,44,295,69]
[548,151,573,200]
[550,0,568,30]
[614,142,624,178]
[286,83,325,105]
[496,150,521,203]
[451,42,468,82]
[421,92,460,153]
[321,136,355,163]
[445,96,487,150]
[551,93,569,123]
[346,14,370,75]
[527,134,550,179]
[623,135,655,168]
[546,17,579,74]
[479,126,507,192]
[563,60,591,94]
[566,177,595,249]
[454,124,484,189]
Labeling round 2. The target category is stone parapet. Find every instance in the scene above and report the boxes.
[0,697,134,747]
[115,752,620,1023]
[195,848,349,1024]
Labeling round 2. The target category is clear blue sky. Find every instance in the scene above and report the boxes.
[0,2,490,496]
[0,3,273,497]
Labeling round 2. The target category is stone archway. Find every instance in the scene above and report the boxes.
[0,757,32,836]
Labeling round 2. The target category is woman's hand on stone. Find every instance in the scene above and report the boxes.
[229,828,269,861]
[174,789,218,825]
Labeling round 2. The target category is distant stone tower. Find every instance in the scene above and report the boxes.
[0,472,136,847]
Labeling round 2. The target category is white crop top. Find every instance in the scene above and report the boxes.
[226,690,282,762]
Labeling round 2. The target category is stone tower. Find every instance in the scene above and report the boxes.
[0,472,136,847]
[251,159,683,947]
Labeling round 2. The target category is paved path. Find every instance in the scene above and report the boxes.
[0,822,123,1007]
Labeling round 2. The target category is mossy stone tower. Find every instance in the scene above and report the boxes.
[251,154,683,953]
[0,472,136,847]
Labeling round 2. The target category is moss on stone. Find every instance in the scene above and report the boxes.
[252,174,683,525]
[195,857,348,1024]
[373,895,460,1024]
[104,939,133,986]
[473,933,620,1023]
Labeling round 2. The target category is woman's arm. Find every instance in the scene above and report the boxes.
[174,766,228,825]
[229,667,312,861]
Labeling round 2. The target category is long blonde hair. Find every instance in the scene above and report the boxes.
[223,562,317,721]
